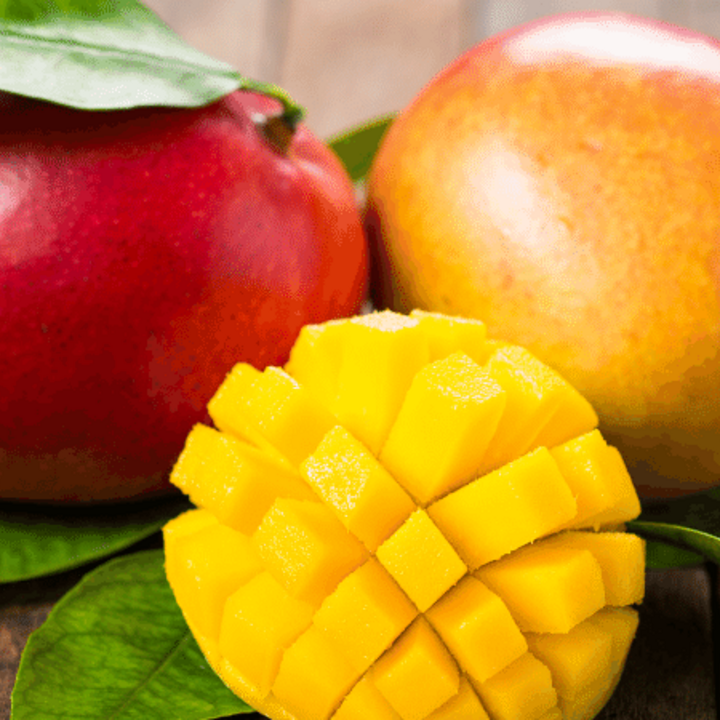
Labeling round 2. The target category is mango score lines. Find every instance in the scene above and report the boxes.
[164,310,644,720]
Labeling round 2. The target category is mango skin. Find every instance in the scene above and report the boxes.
[0,90,368,502]
[365,11,720,497]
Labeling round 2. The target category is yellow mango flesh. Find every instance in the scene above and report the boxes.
[313,558,417,673]
[170,423,315,535]
[380,352,506,505]
[370,617,460,720]
[428,447,578,568]
[425,677,490,720]
[252,498,368,607]
[209,364,337,468]
[478,345,597,473]
[163,513,262,646]
[164,310,644,720]
[285,319,346,412]
[219,572,315,697]
[334,311,430,454]
[475,542,606,634]
[301,425,415,551]
[273,626,361,720]
[376,509,467,612]
[333,677,402,720]
[426,575,528,683]
[551,431,641,530]
[409,310,489,365]
[471,652,559,720]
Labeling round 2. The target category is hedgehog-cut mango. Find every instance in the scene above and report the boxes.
[164,309,644,720]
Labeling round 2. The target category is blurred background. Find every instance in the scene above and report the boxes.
[142,0,720,138]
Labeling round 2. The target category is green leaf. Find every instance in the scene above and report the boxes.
[11,550,252,720]
[0,0,301,118]
[629,486,720,567]
[630,520,720,567]
[328,114,394,182]
[0,496,190,583]
[642,539,704,570]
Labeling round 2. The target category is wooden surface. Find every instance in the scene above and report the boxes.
[4,2,720,718]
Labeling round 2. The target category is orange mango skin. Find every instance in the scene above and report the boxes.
[365,12,720,497]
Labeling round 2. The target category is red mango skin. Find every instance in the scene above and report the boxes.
[366,12,720,497]
[0,90,368,503]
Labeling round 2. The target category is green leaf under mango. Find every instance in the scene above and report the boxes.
[11,549,252,720]
[642,538,704,570]
[0,496,189,583]
[630,486,720,568]
[632,521,716,568]
[0,0,301,117]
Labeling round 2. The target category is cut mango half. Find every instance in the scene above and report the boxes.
[164,310,644,720]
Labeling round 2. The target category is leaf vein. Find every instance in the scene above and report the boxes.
[0,25,239,76]
[105,630,194,719]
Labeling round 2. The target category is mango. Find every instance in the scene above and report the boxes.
[365,13,720,497]
[164,309,644,720]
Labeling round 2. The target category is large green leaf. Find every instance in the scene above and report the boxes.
[0,0,301,118]
[328,114,394,182]
[0,496,189,583]
[11,550,253,720]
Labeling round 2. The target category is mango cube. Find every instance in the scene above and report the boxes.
[531,385,598,451]
[584,607,640,714]
[285,319,346,412]
[273,625,361,720]
[470,653,559,720]
[333,677,402,720]
[537,531,645,607]
[538,709,564,720]
[376,509,467,612]
[163,521,262,643]
[163,309,644,720]
[409,309,488,364]
[170,423,315,534]
[252,499,367,606]
[428,447,577,567]
[301,426,415,550]
[528,607,639,720]
[314,559,417,673]
[426,576,528,683]
[379,353,506,504]
[425,677,490,720]
[209,364,338,467]
[551,430,641,530]
[333,311,429,454]
[478,345,570,472]
[162,506,218,542]
[370,617,460,720]
[475,541,606,634]
[525,617,614,720]
[219,572,315,697]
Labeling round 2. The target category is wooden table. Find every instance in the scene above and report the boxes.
[1,553,717,720]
